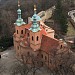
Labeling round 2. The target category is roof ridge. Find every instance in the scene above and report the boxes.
[43,35,59,42]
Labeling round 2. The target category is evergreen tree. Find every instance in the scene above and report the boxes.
[54,0,68,35]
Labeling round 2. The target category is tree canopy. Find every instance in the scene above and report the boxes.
[54,0,68,35]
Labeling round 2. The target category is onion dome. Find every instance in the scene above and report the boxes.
[14,0,26,26]
[31,5,41,22]
[29,5,41,32]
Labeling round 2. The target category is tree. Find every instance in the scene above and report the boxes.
[54,0,68,35]
[10,60,30,75]
[10,53,42,75]
[0,36,13,50]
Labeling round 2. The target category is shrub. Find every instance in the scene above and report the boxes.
[0,36,13,51]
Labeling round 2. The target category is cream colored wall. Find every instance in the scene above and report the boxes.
[46,31,55,38]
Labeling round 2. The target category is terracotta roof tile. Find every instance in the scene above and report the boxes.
[41,35,59,53]
[25,23,32,29]
[40,26,47,36]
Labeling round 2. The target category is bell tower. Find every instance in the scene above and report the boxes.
[29,5,41,51]
[14,0,26,38]
[13,0,26,57]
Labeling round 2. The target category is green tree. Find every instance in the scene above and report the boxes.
[54,0,68,35]
[0,36,13,50]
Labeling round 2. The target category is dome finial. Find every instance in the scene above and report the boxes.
[34,5,37,14]
[18,0,20,8]
[34,5,36,11]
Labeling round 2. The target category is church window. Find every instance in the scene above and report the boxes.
[27,52,30,55]
[41,54,43,58]
[17,30,18,34]
[27,33,29,37]
[17,46,19,50]
[37,54,39,56]
[21,30,23,34]
[45,56,47,60]
[41,62,43,66]
[32,36,34,41]
[60,45,62,49]
[37,36,39,41]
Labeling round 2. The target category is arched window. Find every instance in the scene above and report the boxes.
[45,56,47,60]
[60,45,62,49]
[21,30,23,34]
[41,54,43,58]
[37,36,39,41]
[41,62,43,66]
[32,36,34,41]
[17,30,18,34]
[27,52,30,55]
[17,46,19,50]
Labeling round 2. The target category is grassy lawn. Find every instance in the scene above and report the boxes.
[67,21,75,36]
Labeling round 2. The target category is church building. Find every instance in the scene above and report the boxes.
[13,0,69,68]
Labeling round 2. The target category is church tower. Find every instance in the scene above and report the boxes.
[13,0,26,57]
[14,0,26,39]
[29,5,41,51]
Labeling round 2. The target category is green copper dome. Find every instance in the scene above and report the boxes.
[31,13,41,21]
[29,20,41,32]
[29,9,41,32]
[14,9,26,26]
[17,9,21,14]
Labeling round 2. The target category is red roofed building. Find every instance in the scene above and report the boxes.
[13,2,69,68]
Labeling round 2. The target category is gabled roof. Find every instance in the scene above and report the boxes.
[41,35,59,53]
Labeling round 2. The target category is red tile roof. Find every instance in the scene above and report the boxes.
[25,23,32,29]
[40,26,47,36]
[41,35,59,53]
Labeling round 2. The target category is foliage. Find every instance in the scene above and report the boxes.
[0,36,13,51]
[54,0,68,35]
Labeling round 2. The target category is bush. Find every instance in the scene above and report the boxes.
[0,36,13,51]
